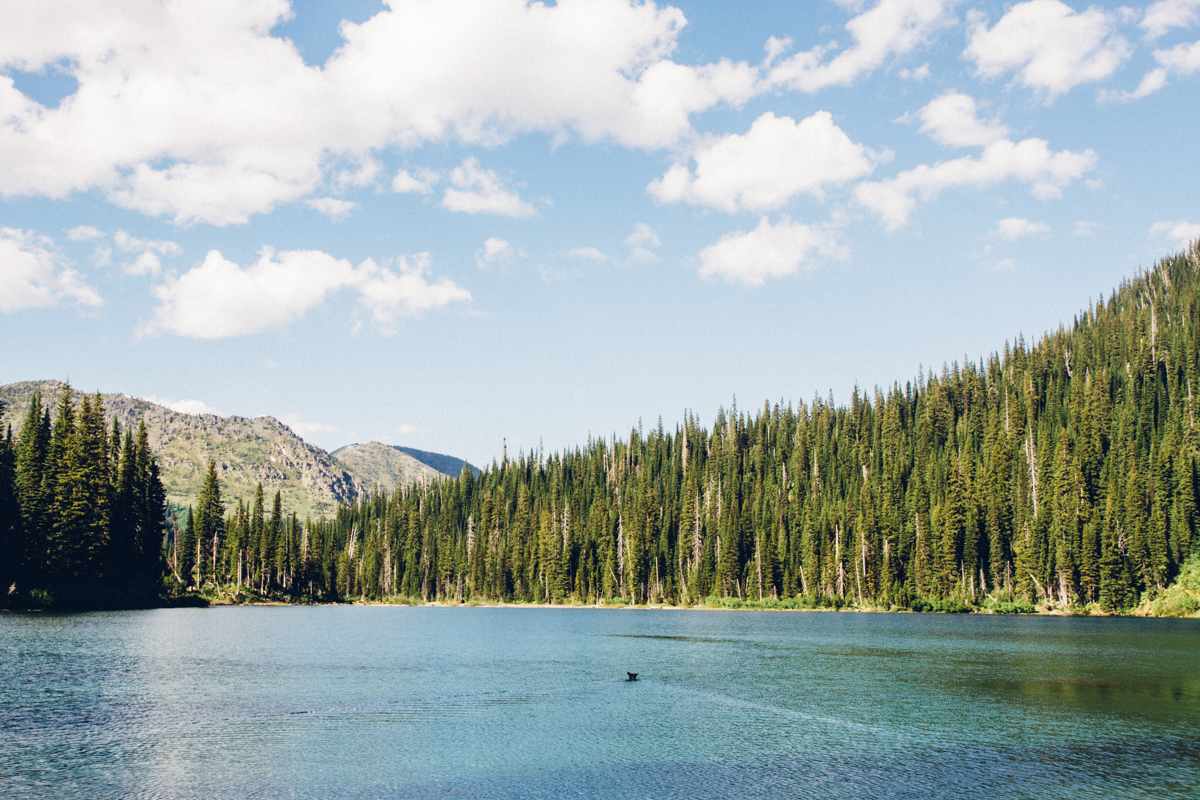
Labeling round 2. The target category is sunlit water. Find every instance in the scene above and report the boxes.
[1,607,1198,799]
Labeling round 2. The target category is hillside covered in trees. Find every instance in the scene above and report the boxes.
[5,245,1200,616]
[163,244,1200,615]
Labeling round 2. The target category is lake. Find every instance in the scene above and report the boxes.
[1,607,1198,799]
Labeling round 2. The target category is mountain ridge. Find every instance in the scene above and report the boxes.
[0,380,468,517]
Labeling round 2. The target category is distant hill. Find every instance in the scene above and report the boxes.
[329,441,443,494]
[0,380,471,517]
[393,446,479,478]
[330,442,477,496]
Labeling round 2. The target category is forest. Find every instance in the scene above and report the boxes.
[4,244,1200,614]
[160,243,1200,614]
[0,391,167,608]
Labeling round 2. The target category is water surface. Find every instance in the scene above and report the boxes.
[2,607,1198,799]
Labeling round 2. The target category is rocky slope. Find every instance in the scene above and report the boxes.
[0,380,469,518]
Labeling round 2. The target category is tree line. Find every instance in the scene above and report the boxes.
[7,244,1200,613]
[0,389,167,608]
[172,244,1200,612]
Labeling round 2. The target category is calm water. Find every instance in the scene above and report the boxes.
[1,607,1198,800]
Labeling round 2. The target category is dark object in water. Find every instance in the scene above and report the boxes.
[626,672,638,682]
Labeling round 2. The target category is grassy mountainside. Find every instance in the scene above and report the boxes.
[1,381,359,517]
[0,381,481,519]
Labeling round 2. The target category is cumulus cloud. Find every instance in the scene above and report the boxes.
[899,63,931,80]
[648,111,874,213]
[856,138,1096,229]
[113,229,181,256]
[1151,219,1200,247]
[475,237,523,269]
[332,157,380,191]
[1141,0,1200,39]
[279,413,338,438]
[108,229,182,276]
[392,168,438,195]
[0,227,102,312]
[697,217,846,286]
[915,92,1008,148]
[1157,38,1200,71]
[65,225,103,241]
[306,196,357,220]
[442,158,535,217]
[567,246,609,263]
[625,222,662,264]
[142,395,224,416]
[994,217,1050,240]
[0,0,765,225]
[1102,38,1200,101]
[767,0,954,92]
[965,0,1131,98]
[141,247,469,339]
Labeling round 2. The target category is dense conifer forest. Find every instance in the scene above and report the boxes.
[0,391,167,608]
[4,244,1200,614]
[164,243,1200,614]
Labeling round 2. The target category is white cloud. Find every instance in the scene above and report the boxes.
[65,225,103,241]
[113,229,181,256]
[396,422,419,436]
[391,168,438,195]
[1157,38,1200,71]
[0,0,764,225]
[125,251,164,277]
[1150,219,1200,247]
[567,246,609,263]
[107,228,182,276]
[648,111,874,213]
[0,227,103,313]
[767,0,955,92]
[856,137,1096,229]
[332,157,380,191]
[142,395,223,416]
[475,237,522,269]
[915,92,1008,148]
[279,413,338,438]
[899,63,931,80]
[697,217,846,286]
[994,217,1050,240]
[625,222,662,264]
[965,0,1131,98]
[1142,0,1200,40]
[353,254,472,333]
[442,158,535,217]
[1102,38,1200,101]
[306,196,357,220]
[142,247,469,339]
[1102,68,1170,102]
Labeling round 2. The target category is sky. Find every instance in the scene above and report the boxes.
[1,0,1199,468]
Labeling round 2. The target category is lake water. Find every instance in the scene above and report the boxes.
[1,607,1198,799]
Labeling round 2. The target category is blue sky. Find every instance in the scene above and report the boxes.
[1,0,1198,467]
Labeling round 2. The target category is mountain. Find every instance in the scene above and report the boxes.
[393,446,479,478]
[0,380,468,518]
[330,442,448,494]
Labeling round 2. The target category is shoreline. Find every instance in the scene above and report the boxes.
[201,597,1195,619]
